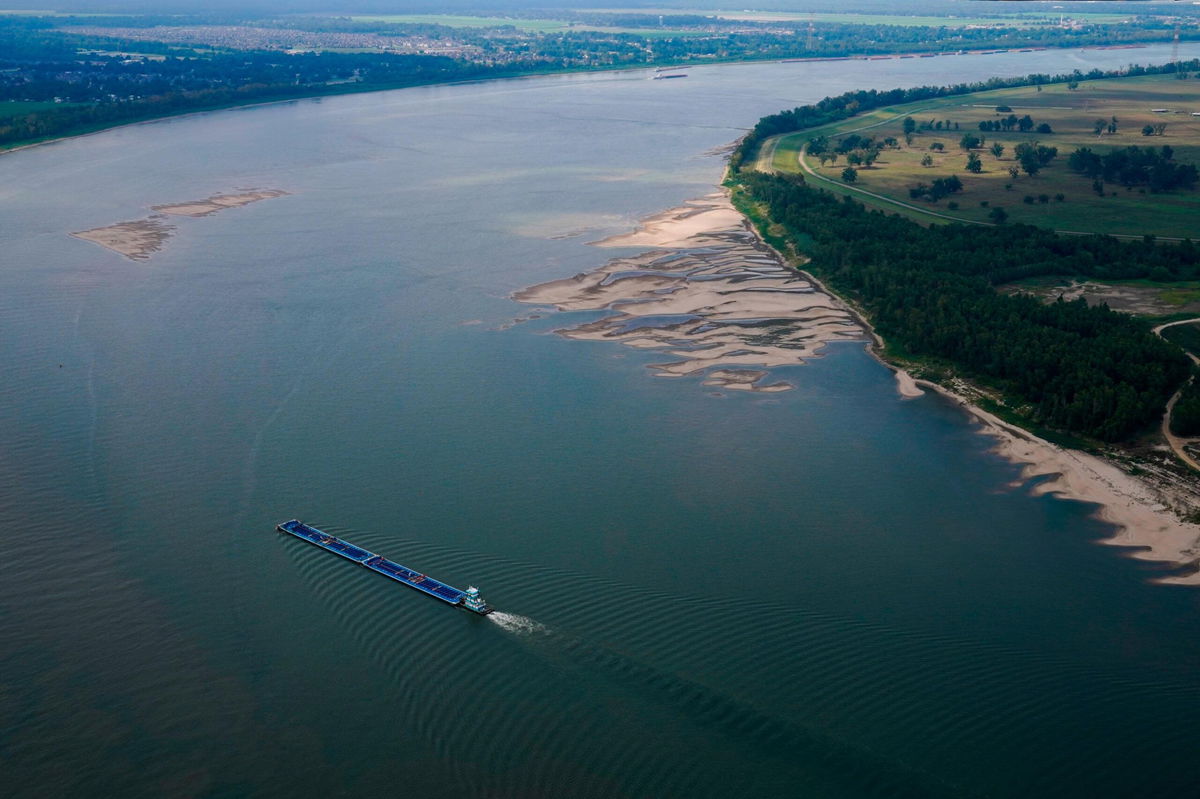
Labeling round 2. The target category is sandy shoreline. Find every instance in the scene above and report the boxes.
[516,187,1200,581]
[918,379,1200,584]
[732,195,1200,583]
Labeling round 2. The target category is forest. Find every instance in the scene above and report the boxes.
[734,171,1196,441]
[1067,145,1199,192]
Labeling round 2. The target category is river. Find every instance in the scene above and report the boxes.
[2,44,1199,798]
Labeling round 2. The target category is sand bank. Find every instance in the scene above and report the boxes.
[151,189,289,218]
[925,382,1200,583]
[71,217,174,261]
[70,188,287,260]
[513,193,863,392]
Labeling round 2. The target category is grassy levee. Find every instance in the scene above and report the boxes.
[766,72,1200,238]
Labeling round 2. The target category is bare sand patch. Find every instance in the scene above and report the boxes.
[1005,279,1200,317]
[151,189,289,218]
[513,192,864,391]
[71,217,174,261]
[591,193,750,249]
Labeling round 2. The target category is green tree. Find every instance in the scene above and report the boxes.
[990,142,1004,159]
[841,167,858,183]
[921,153,933,167]
[902,116,916,136]
[988,206,1008,223]
[966,152,983,173]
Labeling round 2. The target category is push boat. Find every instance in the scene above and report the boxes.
[277,520,492,615]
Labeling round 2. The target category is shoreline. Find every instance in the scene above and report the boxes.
[731,186,1200,584]
[3,39,1187,160]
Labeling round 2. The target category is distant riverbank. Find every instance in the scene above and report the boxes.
[1,38,1186,159]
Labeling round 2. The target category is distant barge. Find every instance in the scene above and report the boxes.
[277,520,492,615]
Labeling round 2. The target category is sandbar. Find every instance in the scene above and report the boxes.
[151,189,289,218]
[513,193,864,390]
[71,188,288,260]
[71,217,174,261]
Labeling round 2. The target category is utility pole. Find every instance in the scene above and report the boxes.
[1172,18,1181,74]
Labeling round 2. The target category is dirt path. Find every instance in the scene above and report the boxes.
[1153,318,1200,472]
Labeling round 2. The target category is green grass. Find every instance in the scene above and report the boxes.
[0,100,80,116]
[764,73,1200,238]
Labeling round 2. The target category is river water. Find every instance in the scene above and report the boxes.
[3,45,1200,798]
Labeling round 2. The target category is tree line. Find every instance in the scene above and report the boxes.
[729,59,1200,171]
[1067,145,1198,192]
[734,171,1197,441]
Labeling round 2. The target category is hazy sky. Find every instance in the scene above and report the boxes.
[4,0,1181,16]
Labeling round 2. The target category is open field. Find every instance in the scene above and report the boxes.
[349,14,701,37]
[1003,276,1200,316]
[0,100,78,116]
[765,72,1200,238]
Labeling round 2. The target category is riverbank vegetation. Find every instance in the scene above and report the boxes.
[730,67,1200,442]
[2,8,1197,152]
[733,171,1194,441]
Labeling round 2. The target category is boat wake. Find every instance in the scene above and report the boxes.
[488,611,549,636]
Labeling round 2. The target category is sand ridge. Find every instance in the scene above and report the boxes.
[151,189,289,218]
[513,193,864,393]
[70,188,288,260]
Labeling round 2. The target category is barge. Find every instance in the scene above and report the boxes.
[277,520,492,615]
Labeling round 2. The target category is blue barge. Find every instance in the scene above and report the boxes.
[277,520,492,615]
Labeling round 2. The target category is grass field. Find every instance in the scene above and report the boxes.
[0,100,78,116]
[764,72,1200,238]
[350,14,702,37]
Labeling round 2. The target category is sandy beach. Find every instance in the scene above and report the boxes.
[514,193,864,393]
[924,382,1200,584]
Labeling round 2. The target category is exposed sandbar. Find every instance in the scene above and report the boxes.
[513,192,864,391]
[71,188,288,260]
[151,189,289,218]
[71,217,174,261]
